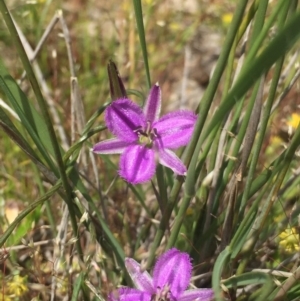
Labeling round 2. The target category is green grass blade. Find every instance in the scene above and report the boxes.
[212,246,231,301]
[132,0,151,88]
[0,182,61,247]
[0,106,58,184]
[223,271,272,287]
[71,273,84,301]
[223,272,274,301]
[0,63,58,171]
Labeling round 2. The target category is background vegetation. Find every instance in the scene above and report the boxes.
[0,0,300,300]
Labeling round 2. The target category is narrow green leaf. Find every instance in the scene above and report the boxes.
[0,61,58,170]
[223,271,271,288]
[6,212,35,246]
[0,182,61,247]
[223,272,274,301]
[132,0,151,88]
[0,106,58,184]
[212,247,231,301]
[71,273,84,301]
[230,204,257,259]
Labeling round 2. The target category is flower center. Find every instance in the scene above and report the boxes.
[151,285,172,301]
[138,133,153,146]
[135,122,158,148]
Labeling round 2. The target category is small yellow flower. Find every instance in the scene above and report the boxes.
[222,13,233,25]
[7,275,28,297]
[287,113,300,129]
[144,0,155,5]
[0,296,12,301]
[186,207,194,216]
[279,227,299,253]
[270,136,283,146]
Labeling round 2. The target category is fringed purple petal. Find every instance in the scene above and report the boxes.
[119,145,156,184]
[153,111,196,149]
[143,83,161,124]
[157,149,187,175]
[125,258,154,293]
[92,138,132,154]
[153,248,192,300]
[109,288,152,301]
[105,98,146,142]
[179,289,214,301]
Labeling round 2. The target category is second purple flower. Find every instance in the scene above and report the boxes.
[93,83,197,184]
[109,248,214,301]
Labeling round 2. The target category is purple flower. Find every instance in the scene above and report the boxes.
[109,248,214,301]
[92,83,197,184]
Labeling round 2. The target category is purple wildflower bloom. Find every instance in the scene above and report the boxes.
[92,83,197,184]
[109,248,214,301]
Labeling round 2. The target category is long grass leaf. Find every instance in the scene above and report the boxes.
[132,0,151,88]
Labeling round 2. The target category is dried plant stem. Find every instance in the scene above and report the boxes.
[0,239,54,253]
[51,204,70,301]
[13,13,69,150]
[274,265,300,300]
[0,98,20,120]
